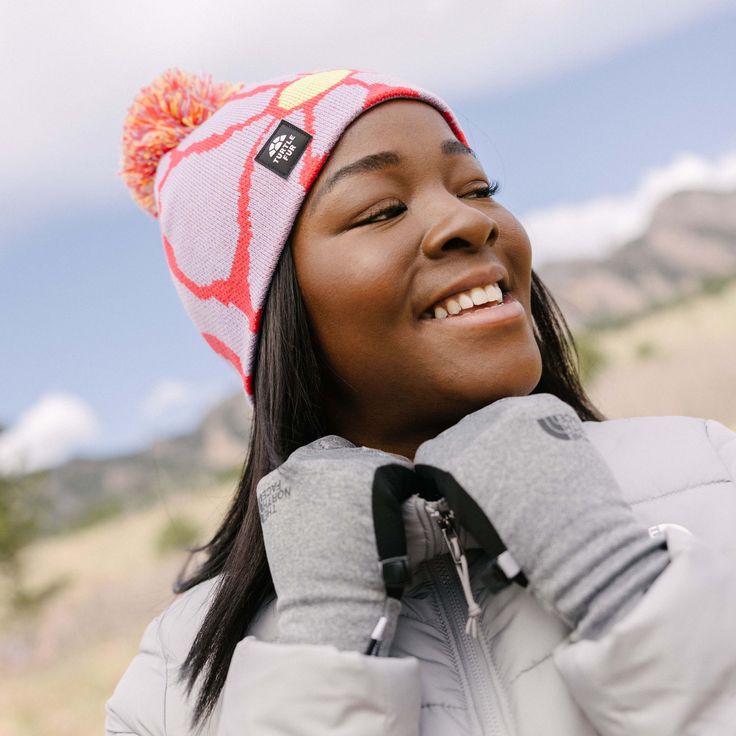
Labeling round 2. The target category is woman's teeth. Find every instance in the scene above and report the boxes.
[429,282,504,319]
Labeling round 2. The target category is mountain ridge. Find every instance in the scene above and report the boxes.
[536,188,736,331]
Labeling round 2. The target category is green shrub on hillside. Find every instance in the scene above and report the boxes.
[155,514,202,556]
[1,473,69,617]
[635,339,660,360]
[11,575,73,614]
[0,475,37,580]
[702,274,733,296]
[65,498,125,533]
[572,330,608,385]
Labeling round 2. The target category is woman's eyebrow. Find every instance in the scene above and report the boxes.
[441,139,476,157]
[308,139,476,213]
[309,151,401,212]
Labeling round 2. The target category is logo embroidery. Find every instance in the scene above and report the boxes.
[257,478,292,523]
[268,134,287,157]
[255,120,312,179]
[537,414,585,440]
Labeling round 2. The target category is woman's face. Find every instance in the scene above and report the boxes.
[291,99,543,456]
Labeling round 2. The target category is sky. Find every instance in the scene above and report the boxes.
[1,0,735,474]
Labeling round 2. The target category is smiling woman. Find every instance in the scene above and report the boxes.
[108,67,736,736]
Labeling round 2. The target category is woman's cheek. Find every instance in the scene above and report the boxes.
[332,255,406,314]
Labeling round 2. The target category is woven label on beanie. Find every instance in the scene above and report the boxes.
[255,119,312,179]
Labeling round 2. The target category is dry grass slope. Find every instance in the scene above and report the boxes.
[583,280,736,429]
[0,483,232,736]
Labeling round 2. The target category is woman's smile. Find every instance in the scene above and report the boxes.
[418,289,525,327]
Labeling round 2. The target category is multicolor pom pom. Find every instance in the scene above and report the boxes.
[119,68,242,217]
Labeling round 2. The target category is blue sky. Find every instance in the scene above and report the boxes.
[1,1,735,471]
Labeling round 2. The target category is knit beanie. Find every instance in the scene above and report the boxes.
[120,68,468,405]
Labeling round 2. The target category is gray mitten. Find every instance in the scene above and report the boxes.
[414,393,671,642]
[257,435,414,655]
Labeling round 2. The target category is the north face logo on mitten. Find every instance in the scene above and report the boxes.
[257,478,292,524]
[537,414,585,440]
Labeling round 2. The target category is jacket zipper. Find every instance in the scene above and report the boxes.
[423,498,513,736]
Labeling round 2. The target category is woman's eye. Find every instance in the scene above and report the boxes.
[352,201,407,228]
[349,181,499,228]
[462,180,501,199]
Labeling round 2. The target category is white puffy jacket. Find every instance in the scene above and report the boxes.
[105,413,736,735]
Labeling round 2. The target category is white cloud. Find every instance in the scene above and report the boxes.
[525,148,736,266]
[0,393,99,475]
[1,0,731,221]
[141,379,198,422]
[141,378,234,437]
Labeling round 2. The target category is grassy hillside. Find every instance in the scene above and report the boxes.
[579,278,736,429]
[0,483,233,736]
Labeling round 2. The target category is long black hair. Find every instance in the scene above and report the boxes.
[175,239,607,730]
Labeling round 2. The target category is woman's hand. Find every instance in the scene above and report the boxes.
[414,393,671,641]
[257,435,414,654]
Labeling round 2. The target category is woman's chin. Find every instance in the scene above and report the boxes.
[430,344,543,408]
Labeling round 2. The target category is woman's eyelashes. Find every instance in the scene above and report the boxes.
[350,180,501,228]
[465,179,501,199]
[351,200,406,227]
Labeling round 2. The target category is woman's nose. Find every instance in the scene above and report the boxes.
[420,195,500,259]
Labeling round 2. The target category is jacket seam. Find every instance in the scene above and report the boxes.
[157,613,171,736]
[381,658,390,736]
[509,651,554,685]
[420,702,466,709]
[704,418,736,478]
[426,562,476,729]
[398,608,432,625]
[482,614,517,732]
[629,477,730,506]
[415,499,434,561]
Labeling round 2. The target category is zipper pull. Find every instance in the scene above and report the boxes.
[427,501,482,639]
